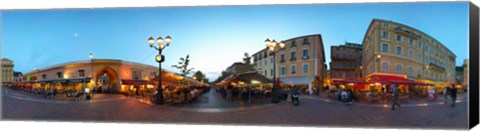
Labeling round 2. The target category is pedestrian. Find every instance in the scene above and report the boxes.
[382,86,387,96]
[443,87,452,106]
[391,84,401,110]
[450,86,458,107]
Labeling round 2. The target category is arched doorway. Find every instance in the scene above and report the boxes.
[95,67,120,94]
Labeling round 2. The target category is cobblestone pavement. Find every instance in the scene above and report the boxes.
[1,87,468,130]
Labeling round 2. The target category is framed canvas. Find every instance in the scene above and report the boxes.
[1,0,479,130]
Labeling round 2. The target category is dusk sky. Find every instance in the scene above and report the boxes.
[1,2,469,81]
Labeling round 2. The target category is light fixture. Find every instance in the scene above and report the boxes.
[148,37,155,47]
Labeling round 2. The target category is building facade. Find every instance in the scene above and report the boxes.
[21,59,187,94]
[252,48,274,79]
[1,58,14,86]
[253,34,327,91]
[226,62,253,74]
[362,19,456,88]
[330,42,363,81]
[463,59,468,88]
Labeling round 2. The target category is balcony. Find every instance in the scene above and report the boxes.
[302,56,309,60]
[290,57,297,61]
[428,63,446,72]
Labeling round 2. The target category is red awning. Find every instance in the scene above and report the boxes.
[367,74,417,85]
[332,79,366,85]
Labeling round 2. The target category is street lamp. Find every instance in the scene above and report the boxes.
[148,36,172,105]
[90,53,95,94]
[376,55,381,72]
[265,38,285,103]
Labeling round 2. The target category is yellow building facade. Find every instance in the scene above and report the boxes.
[21,59,186,94]
[362,19,456,89]
[253,34,327,91]
[1,58,14,86]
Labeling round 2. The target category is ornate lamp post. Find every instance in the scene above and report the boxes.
[265,38,285,103]
[90,53,95,94]
[148,36,172,105]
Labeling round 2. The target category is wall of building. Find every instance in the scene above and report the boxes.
[251,34,327,87]
[2,58,14,85]
[362,19,456,83]
[330,43,363,80]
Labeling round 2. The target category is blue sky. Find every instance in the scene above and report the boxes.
[1,2,469,81]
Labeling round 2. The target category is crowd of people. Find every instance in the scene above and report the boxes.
[147,85,209,105]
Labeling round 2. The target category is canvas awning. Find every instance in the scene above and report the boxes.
[280,76,314,85]
[367,74,418,85]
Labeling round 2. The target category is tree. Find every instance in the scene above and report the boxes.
[193,71,209,83]
[238,52,255,73]
[243,52,252,65]
[13,71,23,77]
[172,54,194,76]
[214,70,233,83]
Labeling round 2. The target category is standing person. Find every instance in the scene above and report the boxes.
[382,86,387,97]
[450,86,458,107]
[443,87,452,106]
[391,84,401,110]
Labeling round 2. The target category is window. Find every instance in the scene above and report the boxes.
[425,70,429,79]
[42,74,46,80]
[408,39,413,45]
[290,51,297,61]
[264,70,267,76]
[342,54,346,59]
[383,23,389,28]
[280,67,286,75]
[302,49,309,59]
[132,70,142,80]
[417,68,421,77]
[430,71,433,79]
[302,38,309,45]
[408,66,413,76]
[336,54,339,59]
[303,64,309,74]
[280,54,285,63]
[264,59,267,65]
[78,70,85,77]
[57,72,62,78]
[291,41,297,47]
[349,55,353,59]
[417,53,422,61]
[263,51,267,58]
[381,31,389,39]
[291,64,296,74]
[418,42,422,49]
[396,64,402,74]
[396,35,402,41]
[382,62,388,73]
[409,49,414,58]
[382,43,389,52]
[270,57,273,63]
[396,46,402,55]
[270,69,273,76]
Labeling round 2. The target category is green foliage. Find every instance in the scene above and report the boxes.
[214,70,233,83]
[193,71,209,83]
[172,54,194,76]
